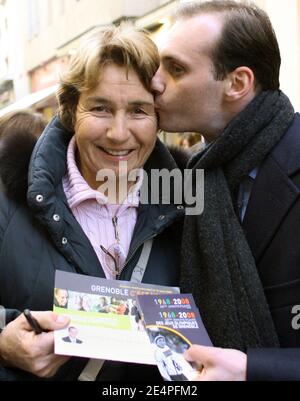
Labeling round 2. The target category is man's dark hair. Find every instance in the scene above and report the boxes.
[68,326,77,332]
[175,0,281,90]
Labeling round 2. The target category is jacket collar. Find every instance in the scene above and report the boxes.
[25,117,184,277]
[27,117,70,213]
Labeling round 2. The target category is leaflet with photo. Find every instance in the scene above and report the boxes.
[54,270,180,364]
[136,293,212,381]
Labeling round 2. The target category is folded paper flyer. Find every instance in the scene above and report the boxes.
[136,293,212,381]
[54,270,179,365]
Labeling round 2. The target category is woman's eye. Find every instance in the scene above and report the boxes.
[130,107,148,116]
[91,106,109,112]
[132,108,146,115]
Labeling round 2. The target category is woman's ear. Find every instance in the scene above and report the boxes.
[223,67,255,102]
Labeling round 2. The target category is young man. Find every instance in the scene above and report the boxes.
[62,327,83,344]
[152,0,300,381]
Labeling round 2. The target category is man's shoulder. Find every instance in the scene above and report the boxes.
[269,113,300,176]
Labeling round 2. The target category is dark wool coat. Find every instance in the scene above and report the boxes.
[0,117,186,381]
[243,113,300,380]
[180,113,300,381]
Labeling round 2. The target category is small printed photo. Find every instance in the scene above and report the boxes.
[54,288,69,309]
[59,291,134,316]
[128,299,145,332]
[62,326,83,344]
[148,327,197,381]
[94,296,111,313]
[73,293,94,312]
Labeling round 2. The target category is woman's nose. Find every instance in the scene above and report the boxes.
[107,115,130,142]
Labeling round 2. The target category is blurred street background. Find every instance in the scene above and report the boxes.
[1,0,299,146]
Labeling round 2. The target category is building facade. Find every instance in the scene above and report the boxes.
[0,0,171,117]
[0,0,30,109]
[0,0,299,118]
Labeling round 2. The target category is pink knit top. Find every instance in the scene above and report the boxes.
[62,136,142,279]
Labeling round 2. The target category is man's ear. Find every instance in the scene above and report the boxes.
[224,67,255,102]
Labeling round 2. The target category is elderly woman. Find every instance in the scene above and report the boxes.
[0,25,184,381]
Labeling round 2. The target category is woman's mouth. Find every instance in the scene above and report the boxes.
[97,146,134,157]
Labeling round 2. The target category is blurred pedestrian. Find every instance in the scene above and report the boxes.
[0,110,47,200]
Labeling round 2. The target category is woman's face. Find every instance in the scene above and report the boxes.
[75,64,157,190]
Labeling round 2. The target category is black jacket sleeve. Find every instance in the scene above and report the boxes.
[4,309,22,324]
[247,348,300,381]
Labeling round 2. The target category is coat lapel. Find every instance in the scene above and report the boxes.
[242,157,300,262]
[243,113,300,263]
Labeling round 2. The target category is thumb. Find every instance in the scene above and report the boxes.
[184,345,213,365]
[29,311,70,332]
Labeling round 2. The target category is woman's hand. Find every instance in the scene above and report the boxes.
[184,345,247,381]
[0,311,70,378]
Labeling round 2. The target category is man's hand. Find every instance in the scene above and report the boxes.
[0,311,70,378]
[184,345,247,381]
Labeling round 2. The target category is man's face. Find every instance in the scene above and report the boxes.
[152,14,228,141]
[69,328,78,339]
[56,289,68,307]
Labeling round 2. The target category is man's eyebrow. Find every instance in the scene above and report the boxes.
[161,55,186,66]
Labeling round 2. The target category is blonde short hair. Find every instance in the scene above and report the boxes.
[57,24,159,131]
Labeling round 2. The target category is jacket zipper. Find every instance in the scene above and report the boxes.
[118,233,158,280]
[101,217,157,280]
[100,216,123,279]
[112,216,120,242]
[119,210,182,280]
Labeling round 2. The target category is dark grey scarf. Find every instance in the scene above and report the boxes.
[181,91,295,351]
